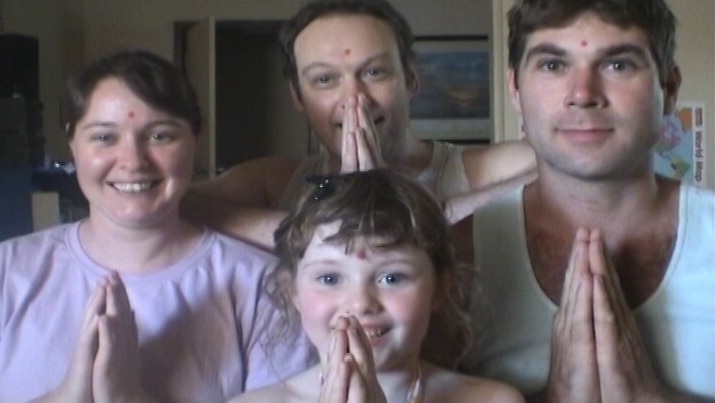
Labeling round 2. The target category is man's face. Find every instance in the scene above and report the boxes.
[291,13,416,160]
[509,12,679,181]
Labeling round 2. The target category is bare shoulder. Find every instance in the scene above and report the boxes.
[424,364,524,403]
[228,369,319,403]
[228,384,290,403]
[460,139,536,190]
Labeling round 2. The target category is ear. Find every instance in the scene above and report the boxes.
[68,137,77,160]
[406,63,420,96]
[662,65,682,115]
[289,81,305,113]
[507,68,523,116]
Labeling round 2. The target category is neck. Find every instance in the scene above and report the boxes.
[526,167,679,248]
[79,214,200,274]
[376,359,423,403]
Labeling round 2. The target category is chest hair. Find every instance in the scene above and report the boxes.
[526,226,676,308]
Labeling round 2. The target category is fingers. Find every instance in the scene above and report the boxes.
[557,228,592,333]
[345,316,375,379]
[94,273,144,403]
[319,318,350,403]
[341,97,358,173]
[547,228,600,402]
[341,94,384,173]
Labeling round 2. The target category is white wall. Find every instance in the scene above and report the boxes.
[492,0,715,188]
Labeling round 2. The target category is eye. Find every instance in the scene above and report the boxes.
[316,273,340,285]
[149,130,176,143]
[377,272,407,286]
[606,58,637,73]
[538,58,566,73]
[90,132,116,144]
[365,67,385,78]
[309,73,338,89]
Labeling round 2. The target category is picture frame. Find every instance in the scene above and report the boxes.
[409,35,491,144]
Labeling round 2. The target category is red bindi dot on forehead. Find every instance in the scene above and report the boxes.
[355,249,367,260]
[580,40,588,47]
[343,48,351,56]
[128,111,135,118]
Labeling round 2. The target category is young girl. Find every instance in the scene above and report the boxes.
[230,170,523,402]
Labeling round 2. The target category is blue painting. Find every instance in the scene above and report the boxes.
[410,49,490,120]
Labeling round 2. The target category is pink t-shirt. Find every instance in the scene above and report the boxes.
[0,222,314,402]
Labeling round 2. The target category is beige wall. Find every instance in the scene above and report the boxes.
[4,0,489,160]
[492,0,715,188]
[4,0,713,185]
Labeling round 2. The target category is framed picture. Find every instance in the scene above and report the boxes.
[409,35,491,143]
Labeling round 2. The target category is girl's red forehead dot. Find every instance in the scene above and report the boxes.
[356,249,366,259]
[128,111,135,118]
[580,40,588,47]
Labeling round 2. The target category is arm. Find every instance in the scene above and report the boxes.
[444,169,536,224]
[180,157,298,248]
[461,139,536,191]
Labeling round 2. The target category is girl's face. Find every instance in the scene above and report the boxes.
[69,77,196,229]
[291,221,437,371]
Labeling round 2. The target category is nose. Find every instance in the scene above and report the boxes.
[564,67,606,108]
[341,76,369,105]
[118,136,148,171]
[342,283,381,316]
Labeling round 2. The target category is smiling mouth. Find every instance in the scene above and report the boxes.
[363,328,388,339]
[109,181,158,193]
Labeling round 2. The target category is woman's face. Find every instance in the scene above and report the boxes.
[69,77,196,229]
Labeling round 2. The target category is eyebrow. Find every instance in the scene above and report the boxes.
[300,53,393,77]
[522,43,566,66]
[523,42,651,65]
[78,119,183,132]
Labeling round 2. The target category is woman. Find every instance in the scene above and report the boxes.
[0,50,312,402]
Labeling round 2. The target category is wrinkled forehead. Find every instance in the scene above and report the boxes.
[294,13,399,63]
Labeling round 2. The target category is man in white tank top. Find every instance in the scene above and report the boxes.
[466,0,714,401]
[180,0,536,248]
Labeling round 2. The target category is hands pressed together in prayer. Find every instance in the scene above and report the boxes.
[319,316,387,403]
[340,94,386,173]
[546,228,675,403]
[37,272,151,403]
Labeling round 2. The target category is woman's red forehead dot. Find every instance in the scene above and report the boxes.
[128,111,135,118]
[580,40,588,47]
[356,249,366,259]
[344,48,351,56]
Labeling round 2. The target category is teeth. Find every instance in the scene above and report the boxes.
[111,182,154,192]
[364,329,386,338]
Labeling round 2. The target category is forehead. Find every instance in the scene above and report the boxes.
[293,13,399,65]
[81,78,144,115]
[303,222,413,259]
[524,12,651,57]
